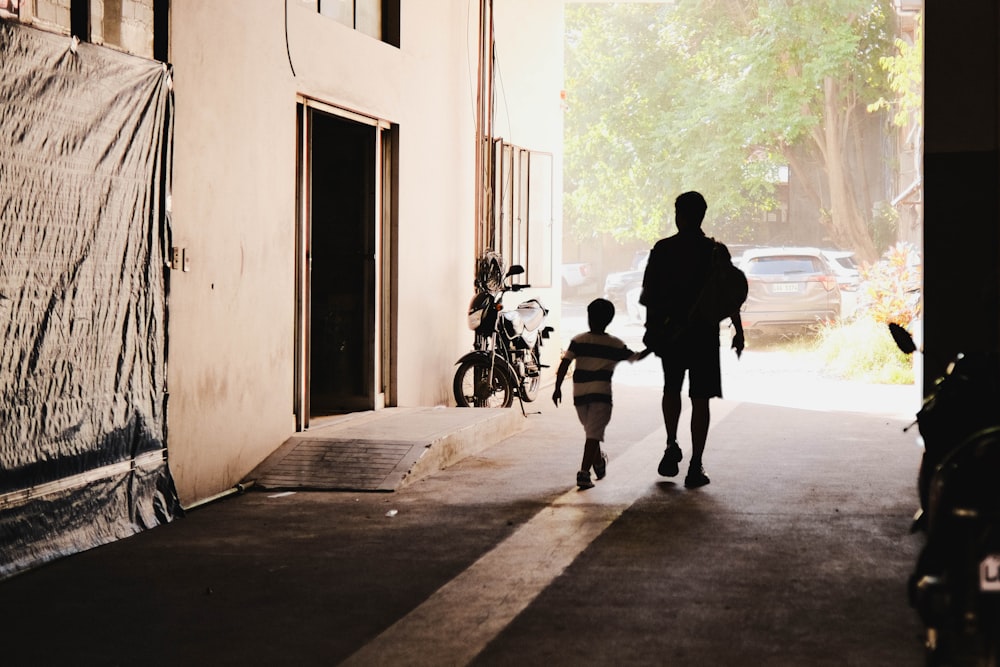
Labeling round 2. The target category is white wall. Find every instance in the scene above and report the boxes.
[168,1,300,504]
[166,0,563,504]
[491,0,567,362]
[393,0,479,408]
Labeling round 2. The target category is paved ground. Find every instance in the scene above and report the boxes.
[2,371,927,666]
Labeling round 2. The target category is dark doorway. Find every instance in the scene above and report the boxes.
[307,109,377,416]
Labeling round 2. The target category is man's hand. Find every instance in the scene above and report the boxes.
[552,386,562,407]
[731,331,745,359]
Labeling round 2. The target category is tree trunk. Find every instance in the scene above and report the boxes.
[820,77,878,263]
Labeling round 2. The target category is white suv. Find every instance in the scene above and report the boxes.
[820,249,860,292]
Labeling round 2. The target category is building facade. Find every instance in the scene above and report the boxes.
[0,0,565,575]
[4,0,998,582]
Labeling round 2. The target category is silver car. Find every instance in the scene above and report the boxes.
[738,247,841,333]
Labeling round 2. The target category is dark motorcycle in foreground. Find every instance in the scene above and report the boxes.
[454,254,553,411]
[889,322,1000,665]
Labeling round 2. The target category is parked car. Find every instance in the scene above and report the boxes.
[603,250,648,313]
[607,245,748,323]
[738,247,841,334]
[820,249,860,292]
[561,262,597,297]
[727,244,759,267]
[625,284,645,323]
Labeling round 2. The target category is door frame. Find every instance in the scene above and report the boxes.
[294,97,393,431]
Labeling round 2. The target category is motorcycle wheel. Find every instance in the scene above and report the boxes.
[520,374,540,402]
[519,350,541,402]
[453,357,515,408]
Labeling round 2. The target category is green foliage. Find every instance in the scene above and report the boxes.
[869,200,900,253]
[564,1,898,247]
[868,13,922,128]
[814,315,914,384]
[563,4,676,243]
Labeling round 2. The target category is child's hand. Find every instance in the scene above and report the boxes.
[629,348,653,363]
[552,386,562,407]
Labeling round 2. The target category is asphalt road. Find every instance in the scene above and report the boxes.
[1,367,926,665]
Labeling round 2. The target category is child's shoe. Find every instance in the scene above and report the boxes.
[594,452,608,480]
[577,470,595,489]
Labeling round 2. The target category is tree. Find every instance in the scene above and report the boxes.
[563,5,672,244]
[564,0,897,261]
[868,13,922,131]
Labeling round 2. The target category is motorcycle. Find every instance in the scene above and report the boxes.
[453,254,553,411]
[889,322,1000,665]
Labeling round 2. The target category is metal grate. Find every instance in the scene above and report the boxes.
[251,438,425,492]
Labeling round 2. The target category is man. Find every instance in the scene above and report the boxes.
[639,191,744,488]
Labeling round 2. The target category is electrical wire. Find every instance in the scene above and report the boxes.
[492,46,514,144]
[284,0,297,77]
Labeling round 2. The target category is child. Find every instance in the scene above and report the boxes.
[552,298,648,489]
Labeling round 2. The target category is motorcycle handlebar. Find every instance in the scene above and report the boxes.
[509,283,531,292]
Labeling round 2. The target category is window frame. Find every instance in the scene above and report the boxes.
[483,139,554,289]
[315,0,400,48]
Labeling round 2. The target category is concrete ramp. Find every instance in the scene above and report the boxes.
[244,407,527,492]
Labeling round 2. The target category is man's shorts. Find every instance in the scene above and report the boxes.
[574,401,613,441]
[660,337,722,399]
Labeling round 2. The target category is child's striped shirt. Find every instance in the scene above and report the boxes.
[563,331,633,405]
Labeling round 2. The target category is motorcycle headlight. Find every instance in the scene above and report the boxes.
[467,309,484,330]
[467,293,494,331]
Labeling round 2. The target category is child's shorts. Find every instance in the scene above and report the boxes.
[575,402,613,441]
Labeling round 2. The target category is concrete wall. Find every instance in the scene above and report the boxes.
[923,2,1000,388]
[165,0,564,504]
[491,0,566,368]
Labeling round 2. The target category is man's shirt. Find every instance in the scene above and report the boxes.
[640,227,718,339]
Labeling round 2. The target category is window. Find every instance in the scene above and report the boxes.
[316,0,400,47]
[522,150,554,287]
[746,257,824,276]
[0,0,20,18]
[485,139,554,288]
[8,0,165,60]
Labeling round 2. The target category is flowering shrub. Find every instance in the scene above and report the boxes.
[815,315,915,384]
[857,241,922,326]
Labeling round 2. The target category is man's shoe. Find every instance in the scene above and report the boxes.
[657,443,683,477]
[594,452,608,480]
[577,470,595,489]
[684,465,710,489]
